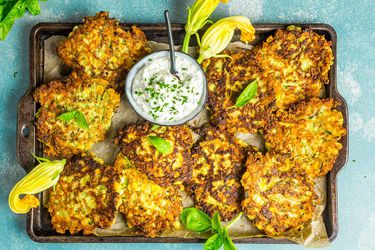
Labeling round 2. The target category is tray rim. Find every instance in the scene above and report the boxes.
[16,22,349,244]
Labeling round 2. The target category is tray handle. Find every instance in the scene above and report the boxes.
[17,92,36,173]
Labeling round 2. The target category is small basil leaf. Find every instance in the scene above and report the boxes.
[204,234,223,250]
[234,79,258,108]
[148,136,172,154]
[223,235,237,250]
[211,212,223,233]
[180,207,212,233]
[57,110,77,121]
[74,111,89,130]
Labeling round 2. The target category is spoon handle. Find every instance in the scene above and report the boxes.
[164,10,178,75]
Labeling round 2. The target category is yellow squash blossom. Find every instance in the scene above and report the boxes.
[9,155,66,214]
[197,16,255,63]
[182,0,229,53]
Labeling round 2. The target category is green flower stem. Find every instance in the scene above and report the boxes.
[197,54,204,64]
[182,32,192,53]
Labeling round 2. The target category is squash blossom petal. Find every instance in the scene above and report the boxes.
[197,16,255,63]
[8,156,66,214]
[182,0,229,53]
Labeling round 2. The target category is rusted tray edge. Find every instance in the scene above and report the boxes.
[17,22,348,244]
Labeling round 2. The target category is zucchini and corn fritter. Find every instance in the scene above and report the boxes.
[57,11,150,89]
[202,49,275,134]
[116,122,193,187]
[241,152,315,236]
[47,154,123,235]
[189,128,247,221]
[265,98,346,177]
[257,26,333,109]
[114,153,182,237]
[33,78,120,158]
[192,176,243,222]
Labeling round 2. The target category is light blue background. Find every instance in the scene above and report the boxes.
[0,1,374,250]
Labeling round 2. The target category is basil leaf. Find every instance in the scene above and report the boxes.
[223,235,236,250]
[204,234,223,250]
[180,207,212,233]
[74,111,89,130]
[148,136,172,154]
[57,110,77,121]
[0,1,25,40]
[211,212,223,233]
[0,0,43,41]
[234,79,258,108]
[57,110,89,130]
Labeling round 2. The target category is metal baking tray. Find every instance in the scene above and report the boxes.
[16,22,348,243]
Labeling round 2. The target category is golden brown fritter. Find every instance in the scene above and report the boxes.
[264,98,346,177]
[257,26,333,109]
[192,175,243,221]
[241,152,315,236]
[47,154,122,235]
[115,122,193,187]
[114,153,182,237]
[57,12,150,89]
[188,128,247,220]
[190,127,248,183]
[33,78,120,158]
[202,48,275,134]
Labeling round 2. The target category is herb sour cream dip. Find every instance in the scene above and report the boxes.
[131,54,205,123]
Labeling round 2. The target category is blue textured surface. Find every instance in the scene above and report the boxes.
[0,1,374,250]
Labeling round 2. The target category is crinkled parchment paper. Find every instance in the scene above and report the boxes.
[43,36,329,247]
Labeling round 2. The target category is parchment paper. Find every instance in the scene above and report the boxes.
[43,36,329,247]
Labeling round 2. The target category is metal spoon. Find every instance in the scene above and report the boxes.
[164,10,180,80]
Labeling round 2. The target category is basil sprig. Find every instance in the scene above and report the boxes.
[234,79,258,108]
[148,135,172,154]
[180,207,212,233]
[0,0,45,41]
[180,208,242,250]
[57,110,89,130]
